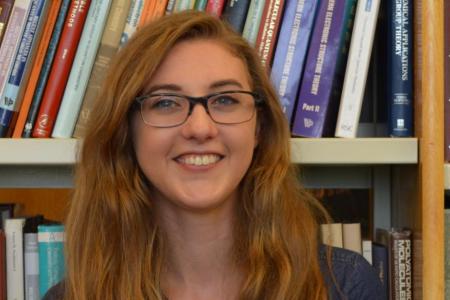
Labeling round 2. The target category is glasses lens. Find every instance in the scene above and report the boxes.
[208,92,256,124]
[140,95,189,127]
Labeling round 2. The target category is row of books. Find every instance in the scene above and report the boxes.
[0,205,65,300]
[0,0,413,139]
[321,223,413,300]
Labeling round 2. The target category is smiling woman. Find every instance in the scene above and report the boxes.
[43,10,382,300]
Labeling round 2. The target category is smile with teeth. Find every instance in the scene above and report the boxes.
[176,154,222,166]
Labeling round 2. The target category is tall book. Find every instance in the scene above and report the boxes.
[5,218,26,300]
[444,0,450,161]
[32,0,92,138]
[292,0,357,137]
[221,0,251,34]
[342,223,362,254]
[194,0,208,11]
[334,0,381,138]
[387,0,413,137]
[205,0,226,17]
[24,215,44,300]
[242,0,266,46]
[254,0,285,69]
[0,1,33,113]
[270,0,319,124]
[372,242,389,300]
[376,228,413,300]
[320,223,343,248]
[52,0,112,138]
[0,0,14,44]
[0,229,5,300]
[73,0,132,138]
[165,0,176,15]
[38,224,65,299]
[175,0,195,12]
[11,0,63,138]
[21,0,71,138]
[120,0,145,46]
[0,0,51,137]
[152,0,169,19]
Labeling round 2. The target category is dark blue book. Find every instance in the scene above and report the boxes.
[22,0,71,138]
[387,0,413,137]
[222,0,251,34]
[292,0,357,137]
[372,242,389,300]
[270,0,320,124]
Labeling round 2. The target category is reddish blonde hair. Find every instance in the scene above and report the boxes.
[65,11,330,300]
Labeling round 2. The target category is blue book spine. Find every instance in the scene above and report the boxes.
[270,0,321,124]
[38,224,65,299]
[22,0,71,138]
[387,0,413,137]
[0,0,47,137]
[292,0,357,137]
[222,0,251,34]
[372,242,389,300]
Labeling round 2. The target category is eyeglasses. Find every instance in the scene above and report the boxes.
[135,90,262,128]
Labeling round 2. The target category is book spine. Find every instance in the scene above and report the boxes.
[390,229,413,300]
[194,0,208,11]
[120,0,144,46]
[222,0,251,33]
[270,0,320,124]
[0,230,5,300]
[32,0,92,138]
[0,0,14,44]
[242,0,266,46]
[152,0,169,18]
[52,0,112,138]
[0,1,32,106]
[255,0,285,69]
[444,0,450,161]
[205,0,226,17]
[387,0,413,137]
[0,0,49,138]
[73,0,132,138]
[38,224,65,299]
[24,233,39,300]
[372,242,389,299]
[292,0,356,137]
[165,0,176,15]
[175,0,195,12]
[12,0,62,138]
[5,218,26,300]
[342,223,362,254]
[335,0,381,138]
[361,239,372,264]
[320,223,343,248]
[22,0,71,138]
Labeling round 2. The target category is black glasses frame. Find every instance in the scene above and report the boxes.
[135,90,263,128]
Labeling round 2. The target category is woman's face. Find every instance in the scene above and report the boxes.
[132,39,258,214]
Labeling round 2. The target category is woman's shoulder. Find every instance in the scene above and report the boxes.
[42,281,65,300]
[319,245,385,300]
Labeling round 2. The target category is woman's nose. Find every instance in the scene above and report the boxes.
[180,104,219,141]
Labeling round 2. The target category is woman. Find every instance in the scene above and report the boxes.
[45,10,382,300]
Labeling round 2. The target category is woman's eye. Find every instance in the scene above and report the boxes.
[148,97,180,110]
[211,95,239,106]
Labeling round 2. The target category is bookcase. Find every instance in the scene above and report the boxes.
[0,0,444,298]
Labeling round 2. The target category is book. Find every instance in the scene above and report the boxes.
[205,0,226,17]
[0,0,14,44]
[445,209,450,299]
[11,0,63,138]
[362,239,372,264]
[21,0,71,138]
[242,0,266,46]
[372,242,389,299]
[270,0,320,124]
[376,228,413,300]
[334,0,381,138]
[24,215,44,300]
[292,0,357,137]
[387,0,413,137]
[320,223,343,248]
[221,0,251,34]
[5,218,26,300]
[444,0,450,161]
[152,0,169,19]
[73,0,132,138]
[194,0,208,11]
[0,203,15,229]
[342,223,362,254]
[0,1,33,116]
[32,0,92,138]
[165,0,176,15]
[175,0,195,12]
[120,0,145,46]
[38,223,65,298]
[254,0,285,69]
[51,0,112,138]
[0,0,51,138]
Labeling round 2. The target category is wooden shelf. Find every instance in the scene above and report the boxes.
[0,138,418,165]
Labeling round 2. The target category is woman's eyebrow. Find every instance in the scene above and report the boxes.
[209,79,244,89]
[146,84,182,93]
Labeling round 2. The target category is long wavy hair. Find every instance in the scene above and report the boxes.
[65,10,330,300]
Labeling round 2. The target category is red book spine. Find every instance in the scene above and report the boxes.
[32,0,91,138]
[205,0,225,17]
[255,0,285,69]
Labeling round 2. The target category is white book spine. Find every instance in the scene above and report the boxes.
[5,218,26,300]
[242,0,266,46]
[51,0,112,138]
[342,223,362,254]
[335,0,381,138]
[120,0,144,46]
[320,223,343,248]
[24,233,39,300]
[362,239,372,265]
